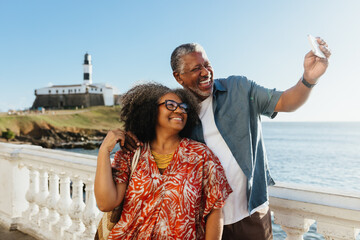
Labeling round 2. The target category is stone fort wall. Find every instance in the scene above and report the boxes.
[32,94,105,109]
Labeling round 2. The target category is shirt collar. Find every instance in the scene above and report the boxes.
[213,79,226,94]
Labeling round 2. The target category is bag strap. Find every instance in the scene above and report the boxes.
[129,147,141,179]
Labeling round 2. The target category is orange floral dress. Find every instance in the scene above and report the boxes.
[109,138,232,240]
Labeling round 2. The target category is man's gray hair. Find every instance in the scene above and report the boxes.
[170,43,207,74]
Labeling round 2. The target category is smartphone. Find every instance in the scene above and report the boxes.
[307,34,326,58]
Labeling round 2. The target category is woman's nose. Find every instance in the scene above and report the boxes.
[173,106,183,114]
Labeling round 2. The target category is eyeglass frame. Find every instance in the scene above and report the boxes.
[180,63,212,75]
[158,100,188,113]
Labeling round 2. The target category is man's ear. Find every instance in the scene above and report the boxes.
[173,72,183,85]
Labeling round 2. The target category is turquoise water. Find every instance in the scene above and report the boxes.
[263,122,360,193]
[263,122,360,240]
[61,122,360,239]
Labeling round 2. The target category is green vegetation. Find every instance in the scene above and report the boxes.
[2,129,15,140]
[0,106,124,135]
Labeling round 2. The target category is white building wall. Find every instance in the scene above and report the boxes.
[87,86,103,94]
[102,87,114,106]
[35,83,118,106]
[36,86,87,95]
[35,85,107,95]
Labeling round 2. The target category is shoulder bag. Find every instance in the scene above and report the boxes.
[94,147,141,240]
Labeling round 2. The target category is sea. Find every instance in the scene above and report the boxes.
[60,122,360,240]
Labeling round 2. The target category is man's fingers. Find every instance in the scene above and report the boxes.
[126,131,142,146]
[320,45,331,59]
[108,129,142,153]
[316,37,331,59]
[305,50,314,58]
[118,133,139,153]
[125,133,136,146]
[119,138,136,153]
[120,142,135,153]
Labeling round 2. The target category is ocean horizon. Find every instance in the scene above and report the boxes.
[263,121,360,193]
[262,121,360,239]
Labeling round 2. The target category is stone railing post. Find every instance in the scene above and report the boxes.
[55,173,72,238]
[22,165,39,223]
[64,176,85,239]
[270,183,360,240]
[273,211,315,240]
[81,179,100,240]
[42,170,60,235]
[33,168,49,227]
[317,222,360,240]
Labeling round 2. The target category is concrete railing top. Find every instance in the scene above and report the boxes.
[269,183,360,239]
[269,182,360,211]
[0,142,97,178]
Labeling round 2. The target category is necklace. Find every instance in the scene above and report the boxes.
[151,150,174,169]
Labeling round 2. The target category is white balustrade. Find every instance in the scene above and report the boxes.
[269,182,360,240]
[0,143,98,240]
[64,177,86,239]
[273,212,315,240]
[81,179,100,240]
[55,174,73,238]
[317,222,360,240]
[42,170,60,232]
[0,142,359,240]
[34,168,49,226]
[23,165,39,223]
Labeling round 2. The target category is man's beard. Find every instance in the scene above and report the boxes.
[187,85,213,101]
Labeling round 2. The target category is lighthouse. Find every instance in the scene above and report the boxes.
[32,52,121,109]
[83,53,92,85]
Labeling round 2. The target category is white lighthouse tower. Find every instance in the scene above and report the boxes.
[83,53,92,85]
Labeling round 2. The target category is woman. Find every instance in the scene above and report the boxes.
[94,83,232,240]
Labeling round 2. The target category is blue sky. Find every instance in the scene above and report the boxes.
[1,1,359,121]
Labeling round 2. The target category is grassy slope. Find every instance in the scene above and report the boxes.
[0,106,123,135]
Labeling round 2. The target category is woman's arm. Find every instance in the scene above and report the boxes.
[205,208,224,240]
[201,145,232,240]
[94,130,127,212]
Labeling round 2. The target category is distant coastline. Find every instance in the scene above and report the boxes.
[0,106,122,149]
[2,108,359,149]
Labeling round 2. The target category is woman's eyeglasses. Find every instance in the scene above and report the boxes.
[158,100,188,113]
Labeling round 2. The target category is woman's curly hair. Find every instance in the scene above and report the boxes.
[120,82,199,143]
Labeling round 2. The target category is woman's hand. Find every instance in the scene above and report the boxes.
[100,129,127,153]
[95,129,128,211]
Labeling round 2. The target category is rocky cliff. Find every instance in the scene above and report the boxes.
[0,106,123,149]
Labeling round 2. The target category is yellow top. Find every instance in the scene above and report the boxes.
[151,150,174,169]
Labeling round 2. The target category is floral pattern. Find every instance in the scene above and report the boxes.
[109,138,232,240]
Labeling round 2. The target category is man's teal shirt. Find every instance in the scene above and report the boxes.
[190,75,283,213]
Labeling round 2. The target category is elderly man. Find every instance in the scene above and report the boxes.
[169,40,330,239]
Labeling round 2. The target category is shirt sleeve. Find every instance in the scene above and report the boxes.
[249,81,283,118]
[111,150,131,184]
[202,146,233,218]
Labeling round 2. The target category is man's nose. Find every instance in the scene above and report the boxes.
[200,65,210,76]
